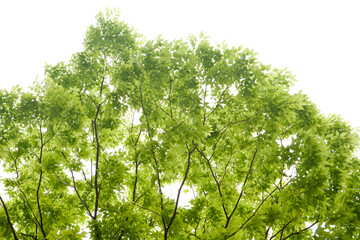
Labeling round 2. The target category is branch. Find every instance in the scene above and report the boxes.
[203,90,232,125]
[37,126,46,238]
[36,171,46,238]
[185,230,201,240]
[84,91,97,107]
[214,112,260,135]
[147,93,174,121]
[282,218,320,240]
[19,233,37,240]
[196,147,228,218]
[71,170,94,219]
[219,149,233,185]
[14,181,41,227]
[43,122,63,146]
[139,85,166,229]
[82,170,93,188]
[53,171,74,188]
[8,148,20,180]
[166,144,198,233]
[93,98,104,220]
[225,144,260,228]
[124,196,161,217]
[0,196,18,240]
[169,77,173,118]
[225,187,278,239]
[100,76,105,97]
[269,220,293,239]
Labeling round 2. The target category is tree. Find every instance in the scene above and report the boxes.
[1,10,359,240]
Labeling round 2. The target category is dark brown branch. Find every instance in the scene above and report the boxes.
[265,227,270,239]
[71,170,94,219]
[220,150,233,185]
[132,131,141,202]
[100,76,105,96]
[82,171,93,188]
[196,147,228,219]
[139,85,166,230]
[270,220,293,239]
[214,112,260,136]
[225,145,259,228]
[36,171,46,238]
[0,196,18,240]
[93,98,104,220]
[202,84,207,125]
[185,230,201,239]
[165,144,198,238]
[203,88,232,125]
[124,196,161,217]
[83,111,93,121]
[282,218,320,240]
[169,77,173,118]
[84,91,97,107]
[37,126,46,238]
[14,181,41,227]
[147,93,174,121]
[52,171,74,188]
[19,233,37,240]
[8,148,20,180]
[43,123,63,146]
[279,123,296,138]
[225,187,278,239]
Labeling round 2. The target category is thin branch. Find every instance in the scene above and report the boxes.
[202,84,207,125]
[265,227,270,240]
[282,218,320,240]
[43,122,63,146]
[169,77,173,118]
[0,196,18,240]
[147,93,174,121]
[225,187,278,239]
[53,171,74,188]
[270,220,293,239]
[215,112,260,135]
[93,99,103,220]
[224,144,260,228]
[203,91,232,125]
[139,85,166,230]
[84,91,97,107]
[83,111,93,121]
[132,131,141,202]
[196,147,228,219]
[100,76,105,96]
[71,170,94,219]
[14,181,41,226]
[184,230,201,239]
[219,149,233,185]
[19,233,37,240]
[8,148,20,180]
[166,143,198,236]
[37,126,46,238]
[82,171,93,188]
[36,171,46,238]
[124,196,161,217]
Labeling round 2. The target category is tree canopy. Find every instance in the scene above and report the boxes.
[1,10,359,240]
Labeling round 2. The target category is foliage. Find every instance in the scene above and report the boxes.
[1,10,359,240]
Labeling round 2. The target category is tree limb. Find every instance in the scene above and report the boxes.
[71,170,94,219]
[166,143,198,238]
[0,196,18,240]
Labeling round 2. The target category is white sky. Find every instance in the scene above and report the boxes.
[0,0,359,130]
